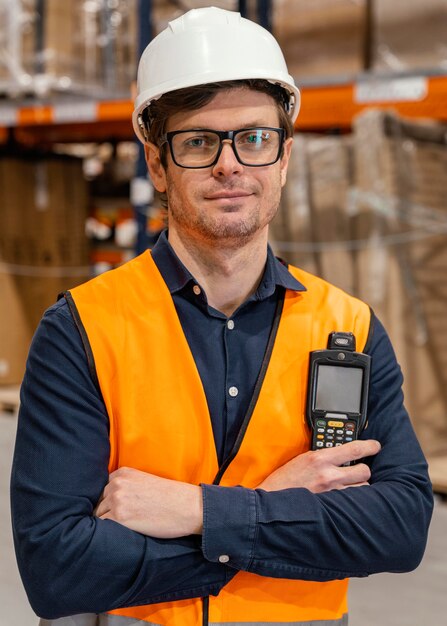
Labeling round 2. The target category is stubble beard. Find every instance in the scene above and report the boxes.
[166,178,281,247]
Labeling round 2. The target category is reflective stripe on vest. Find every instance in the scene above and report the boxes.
[68,250,371,626]
[41,612,349,625]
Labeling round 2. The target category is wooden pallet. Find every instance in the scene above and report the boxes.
[428,455,447,496]
[0,385,20,414]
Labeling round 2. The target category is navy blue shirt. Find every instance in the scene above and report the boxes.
[11,231,433,620]
[152,232,305,464]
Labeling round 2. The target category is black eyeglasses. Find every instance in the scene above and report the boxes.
[159,127,285,169]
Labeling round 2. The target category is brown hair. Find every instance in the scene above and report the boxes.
[142,79,294,168]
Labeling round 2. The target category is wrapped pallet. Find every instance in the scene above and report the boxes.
[0,0,138,98]
[40,0,138,95]
[352,109,447,458]
[271,133,356,296]
[0,0,35,94]
[0,154,90,383]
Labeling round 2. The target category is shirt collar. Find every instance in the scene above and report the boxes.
[151,229,306,298]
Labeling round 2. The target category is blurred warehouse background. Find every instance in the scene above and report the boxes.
[0,1,447,623]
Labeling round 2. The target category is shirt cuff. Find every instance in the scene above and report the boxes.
[201,484,257,571]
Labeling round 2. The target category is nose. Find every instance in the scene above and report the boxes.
[212,140,244,177]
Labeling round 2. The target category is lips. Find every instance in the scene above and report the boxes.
[205,190,252,200]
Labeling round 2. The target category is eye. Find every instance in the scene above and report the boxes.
[238,130,271,146]
[185,137,207,148]
[181,133,216,150]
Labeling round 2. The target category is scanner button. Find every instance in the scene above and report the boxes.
[328,421,344,428]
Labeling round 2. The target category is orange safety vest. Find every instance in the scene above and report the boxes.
[67,249,371,626]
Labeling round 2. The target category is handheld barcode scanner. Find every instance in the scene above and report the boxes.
[306,332,371,451]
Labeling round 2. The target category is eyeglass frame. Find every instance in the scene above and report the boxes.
[158,127,286,169]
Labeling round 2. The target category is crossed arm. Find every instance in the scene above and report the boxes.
[11,304,433,619]
[95,439,381,538]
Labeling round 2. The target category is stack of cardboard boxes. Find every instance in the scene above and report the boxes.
[271,133,356,296]
[353,110,447,459]
[0,154,90,385]
[273,110,447,460]
[2,0,447,98]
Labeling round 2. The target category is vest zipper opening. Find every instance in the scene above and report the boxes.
[213,289,286,486]
[202,595,209,626]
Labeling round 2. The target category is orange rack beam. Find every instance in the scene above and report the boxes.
[295,74,447,130]
[1,75,446,143]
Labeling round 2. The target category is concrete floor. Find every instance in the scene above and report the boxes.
[1,410,446,626]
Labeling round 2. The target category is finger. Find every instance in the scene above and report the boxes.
[97,510,112,520]
[339,462,371,486]
[94,498,110,518]
[338,481,370,490]
[322,439,381,466]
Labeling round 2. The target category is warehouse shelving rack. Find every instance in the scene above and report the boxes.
[1,72,447,145]
[1,0,447,494]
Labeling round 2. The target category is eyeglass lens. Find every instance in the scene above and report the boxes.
[169,128,282,167]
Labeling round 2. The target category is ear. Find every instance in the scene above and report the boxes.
[145,143,167,193]
[279,136,293,188]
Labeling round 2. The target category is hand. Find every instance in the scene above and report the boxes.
[257,440,381,493]
[95,467,203,538]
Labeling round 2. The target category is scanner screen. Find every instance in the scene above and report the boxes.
[315,365,363,413]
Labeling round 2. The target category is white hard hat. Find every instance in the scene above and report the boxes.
[133,6,300,143]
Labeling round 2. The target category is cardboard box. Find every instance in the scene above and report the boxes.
[0,269,33,385]
[273,0,367,80]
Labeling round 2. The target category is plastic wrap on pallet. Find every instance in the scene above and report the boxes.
[0,0,35,95]
[0,0,138,98]
[0,154,91,327]
[270,133,356,295]
[0,153,92,384]
[373,0,447,72]
[353,109,447,457]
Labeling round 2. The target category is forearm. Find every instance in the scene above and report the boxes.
[201,318,433,580]
[201,451,432,580]
[10,306,230,619]
[12,509,228,619]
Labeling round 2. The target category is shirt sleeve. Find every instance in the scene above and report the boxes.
[10,301,232,620]
[201,314,434,580]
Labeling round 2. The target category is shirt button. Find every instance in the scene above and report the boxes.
[227,320,235,330]
[193,285,201,295]
[218,554,230,563]
[228,386,239,397]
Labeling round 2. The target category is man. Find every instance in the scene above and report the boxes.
[11,7,433,626]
